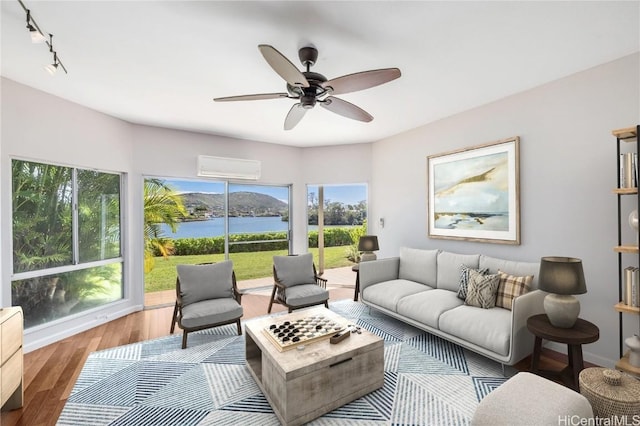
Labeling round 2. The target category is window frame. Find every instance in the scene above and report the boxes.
[10,157,125,311]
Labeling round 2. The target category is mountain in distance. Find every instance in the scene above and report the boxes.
[180,191,287,218]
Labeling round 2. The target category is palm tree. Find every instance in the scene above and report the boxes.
[144,179,187,272]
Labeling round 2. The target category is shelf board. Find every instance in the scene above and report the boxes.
[612,127,638,141]
[614,302,640,314]
[616,351,640,376]
[613,187,638,195]
[614,245,639,254]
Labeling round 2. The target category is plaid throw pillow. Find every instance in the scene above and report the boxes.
[465,269,500,309]
[458,264,489,300]
[495,270,533,310]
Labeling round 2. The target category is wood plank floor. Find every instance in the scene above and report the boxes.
[1,288,587,426]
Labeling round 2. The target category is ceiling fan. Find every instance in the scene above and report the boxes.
[214,45,401,130]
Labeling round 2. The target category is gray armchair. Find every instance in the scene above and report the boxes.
[268,253,329,313]
[170,261,243,349]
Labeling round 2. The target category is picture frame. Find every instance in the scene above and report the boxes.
[427,136,520,245]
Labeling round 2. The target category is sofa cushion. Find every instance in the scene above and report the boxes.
[362,279,433,313]
[397,289,464,329]
[479,255,540,290]
[465,269,500,309]
[458,265,489,300]
[437,252,480,292]
[439,305,512,356]
[495,270,532,310]
[177,261,234,306]
[398,247,439,286]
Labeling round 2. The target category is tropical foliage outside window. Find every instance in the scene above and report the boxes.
[11,160,123,328]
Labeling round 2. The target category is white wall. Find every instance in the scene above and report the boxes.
[0,77,138,351]
[369,53,640,367]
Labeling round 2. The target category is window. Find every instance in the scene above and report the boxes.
[144,178,292,301]
[11,160,124,328]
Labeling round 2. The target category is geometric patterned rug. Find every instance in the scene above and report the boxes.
[57,299,514,425]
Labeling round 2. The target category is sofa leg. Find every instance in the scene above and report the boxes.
[236,319,242,335]
[501,363,506,377]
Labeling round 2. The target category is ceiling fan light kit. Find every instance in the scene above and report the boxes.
[214,44,401,130]
[17,0,68,74]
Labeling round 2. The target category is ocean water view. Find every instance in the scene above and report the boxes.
[159,216,289,238]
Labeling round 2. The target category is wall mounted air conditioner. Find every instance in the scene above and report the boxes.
[197,155,261,180]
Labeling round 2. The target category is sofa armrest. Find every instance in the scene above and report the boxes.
[359,257,400,293]
[508,289,546,364]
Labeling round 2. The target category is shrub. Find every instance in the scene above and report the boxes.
[152,228,356,256]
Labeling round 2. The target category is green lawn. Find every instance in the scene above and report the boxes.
[145,245,355,293]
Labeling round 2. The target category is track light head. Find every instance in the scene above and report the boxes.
[44,62,58,75]
[25,9,45,43]
[29,25,46,43]
[45,49,58,75]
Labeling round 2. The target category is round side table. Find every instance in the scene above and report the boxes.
[527,314,599,391]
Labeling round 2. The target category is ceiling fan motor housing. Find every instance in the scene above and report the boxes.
[298,46,318,67]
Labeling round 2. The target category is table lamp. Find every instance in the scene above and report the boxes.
[358,235,379,262]
[538,256,587,328]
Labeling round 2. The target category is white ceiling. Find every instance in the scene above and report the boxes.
[1,1,639,147]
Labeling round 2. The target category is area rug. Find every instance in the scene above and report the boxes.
[57,300,514,425]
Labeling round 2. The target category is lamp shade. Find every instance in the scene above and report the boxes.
[538,256,587,295]
[358,235,379,252]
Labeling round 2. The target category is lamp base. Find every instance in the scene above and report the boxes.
[544,293,580,328]
[360,251,377,262]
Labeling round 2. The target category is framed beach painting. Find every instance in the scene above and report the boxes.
[427,136,520,245]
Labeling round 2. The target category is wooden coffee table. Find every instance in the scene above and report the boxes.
[244,306,384,426]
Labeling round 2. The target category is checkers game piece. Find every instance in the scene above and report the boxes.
[263,314,346,351]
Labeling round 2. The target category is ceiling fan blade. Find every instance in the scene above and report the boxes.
[213,93,289,102]
[323,68,401,95]
[284,103,307,130]
[320,96,373,122]
[258,45,309,88]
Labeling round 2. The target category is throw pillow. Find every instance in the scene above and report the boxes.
[465,268,500,309]
[458,264,489,300]
[495,270,533,310]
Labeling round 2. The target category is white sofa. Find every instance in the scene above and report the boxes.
[358,248,546,366]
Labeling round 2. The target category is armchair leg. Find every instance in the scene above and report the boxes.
[268,285,277,313]
[236,319,242,335]
[181,331,188,349]
[170,302,178,334]
[324,301,329,309]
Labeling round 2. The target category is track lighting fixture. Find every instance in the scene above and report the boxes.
[45,50,59,75]
[26,10,45,43]
[18,0,68,74]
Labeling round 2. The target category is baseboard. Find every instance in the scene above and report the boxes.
[544,341,615,369]
[24,303,143,353]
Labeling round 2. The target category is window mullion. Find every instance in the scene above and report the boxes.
[224,180,229,260]
[72,168,79,265]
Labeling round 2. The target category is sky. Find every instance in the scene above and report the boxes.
[162,178,367,204]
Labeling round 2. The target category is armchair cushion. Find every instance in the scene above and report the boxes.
[180,298,243,329]
[283,284,329,307]
[273,253,316,287]
[177,261,234,306]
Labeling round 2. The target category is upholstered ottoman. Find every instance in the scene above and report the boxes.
[472,372,593,425]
